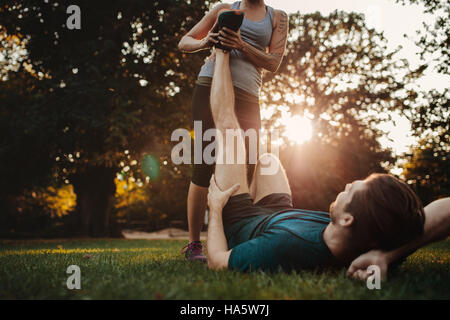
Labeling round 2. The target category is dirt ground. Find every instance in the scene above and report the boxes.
[121,228,207,240]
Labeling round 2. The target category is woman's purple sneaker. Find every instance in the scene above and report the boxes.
[182,241,207,262]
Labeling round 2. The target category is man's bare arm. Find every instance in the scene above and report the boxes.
[385,197,450,264]
[348,197,450,280]
[206,175,239,270]
[207,207,232,270]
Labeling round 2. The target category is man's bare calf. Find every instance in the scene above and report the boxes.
[209,49,249,195]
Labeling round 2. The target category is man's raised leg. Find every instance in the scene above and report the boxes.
[205,49,248,270]
[210,49,249,195]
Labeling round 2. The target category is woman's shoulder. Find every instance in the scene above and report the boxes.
[211,2,233,13]
[272,9,288,28]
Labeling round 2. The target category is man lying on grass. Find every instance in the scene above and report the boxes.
[205,47,450,280]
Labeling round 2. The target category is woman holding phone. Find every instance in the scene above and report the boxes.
[178,0,288,262]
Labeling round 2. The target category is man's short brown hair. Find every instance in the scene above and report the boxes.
[345,173,425,252]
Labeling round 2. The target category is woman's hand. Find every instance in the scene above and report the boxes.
[217,27,246,51]
[207,175,240,212]
[347,249,389,281]
[178,3,231,52]
[200,29,220,49]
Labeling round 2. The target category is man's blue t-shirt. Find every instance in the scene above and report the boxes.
[225,210,336,272]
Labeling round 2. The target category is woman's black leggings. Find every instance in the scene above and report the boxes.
[191,84,261,188]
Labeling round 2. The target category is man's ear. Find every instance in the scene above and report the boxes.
[339,213,354,228]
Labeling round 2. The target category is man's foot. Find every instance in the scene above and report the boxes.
[182,241,207,262]
[213,9,244,51]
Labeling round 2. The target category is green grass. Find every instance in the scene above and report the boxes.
[0,238,449,299]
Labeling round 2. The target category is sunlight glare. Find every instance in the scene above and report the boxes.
[282,115,313,144]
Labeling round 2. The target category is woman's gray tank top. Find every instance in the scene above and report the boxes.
[197,1,274,98]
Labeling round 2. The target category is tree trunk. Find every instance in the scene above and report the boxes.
[71,166,116,237]
[0,194,17,236]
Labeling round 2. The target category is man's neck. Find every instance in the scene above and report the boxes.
[323,224,353,264]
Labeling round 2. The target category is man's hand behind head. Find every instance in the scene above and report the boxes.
[347,249,389,281]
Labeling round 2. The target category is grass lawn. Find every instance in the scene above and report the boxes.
[0,238,449,299]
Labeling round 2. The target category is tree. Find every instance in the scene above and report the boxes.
[395,0,449,201]
[261,11,423,210]
[403,135,450,204]
[396,0,449,144]
[0,0,212,236]
[396,0,449,74]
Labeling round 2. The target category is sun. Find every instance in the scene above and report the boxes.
[282,115,313,144]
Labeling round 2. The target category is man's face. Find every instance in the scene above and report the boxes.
[329,180,366,224]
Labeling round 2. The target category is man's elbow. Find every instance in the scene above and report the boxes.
[207,259,218,270]
[207,254,228,270]
[207,259,224,270]
[208,259,220,270]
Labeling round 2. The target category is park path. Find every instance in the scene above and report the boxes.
[121,228,207,240]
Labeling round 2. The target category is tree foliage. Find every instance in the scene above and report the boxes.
[0,0,210,173]
[1,2,443,234]
[403,135,450,204]
[395,0,449,201]
[396,0,449,140]
[0,0,212,235]
[261,11,422,210]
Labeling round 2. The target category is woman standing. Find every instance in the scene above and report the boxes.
[178,0,288,262]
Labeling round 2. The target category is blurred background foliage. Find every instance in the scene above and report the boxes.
[0,0,448,238]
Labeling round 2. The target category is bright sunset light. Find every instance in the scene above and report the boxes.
[282,115,313,144]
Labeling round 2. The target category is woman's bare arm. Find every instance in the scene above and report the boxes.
[217,10,288,72]
[243,10,288,72]
[178,3,230,53]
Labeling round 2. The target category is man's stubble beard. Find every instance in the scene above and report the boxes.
[329,201,337,224]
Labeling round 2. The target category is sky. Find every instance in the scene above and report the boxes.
[223,0,448,156]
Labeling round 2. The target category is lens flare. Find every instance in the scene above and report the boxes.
[141,154,160,181]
